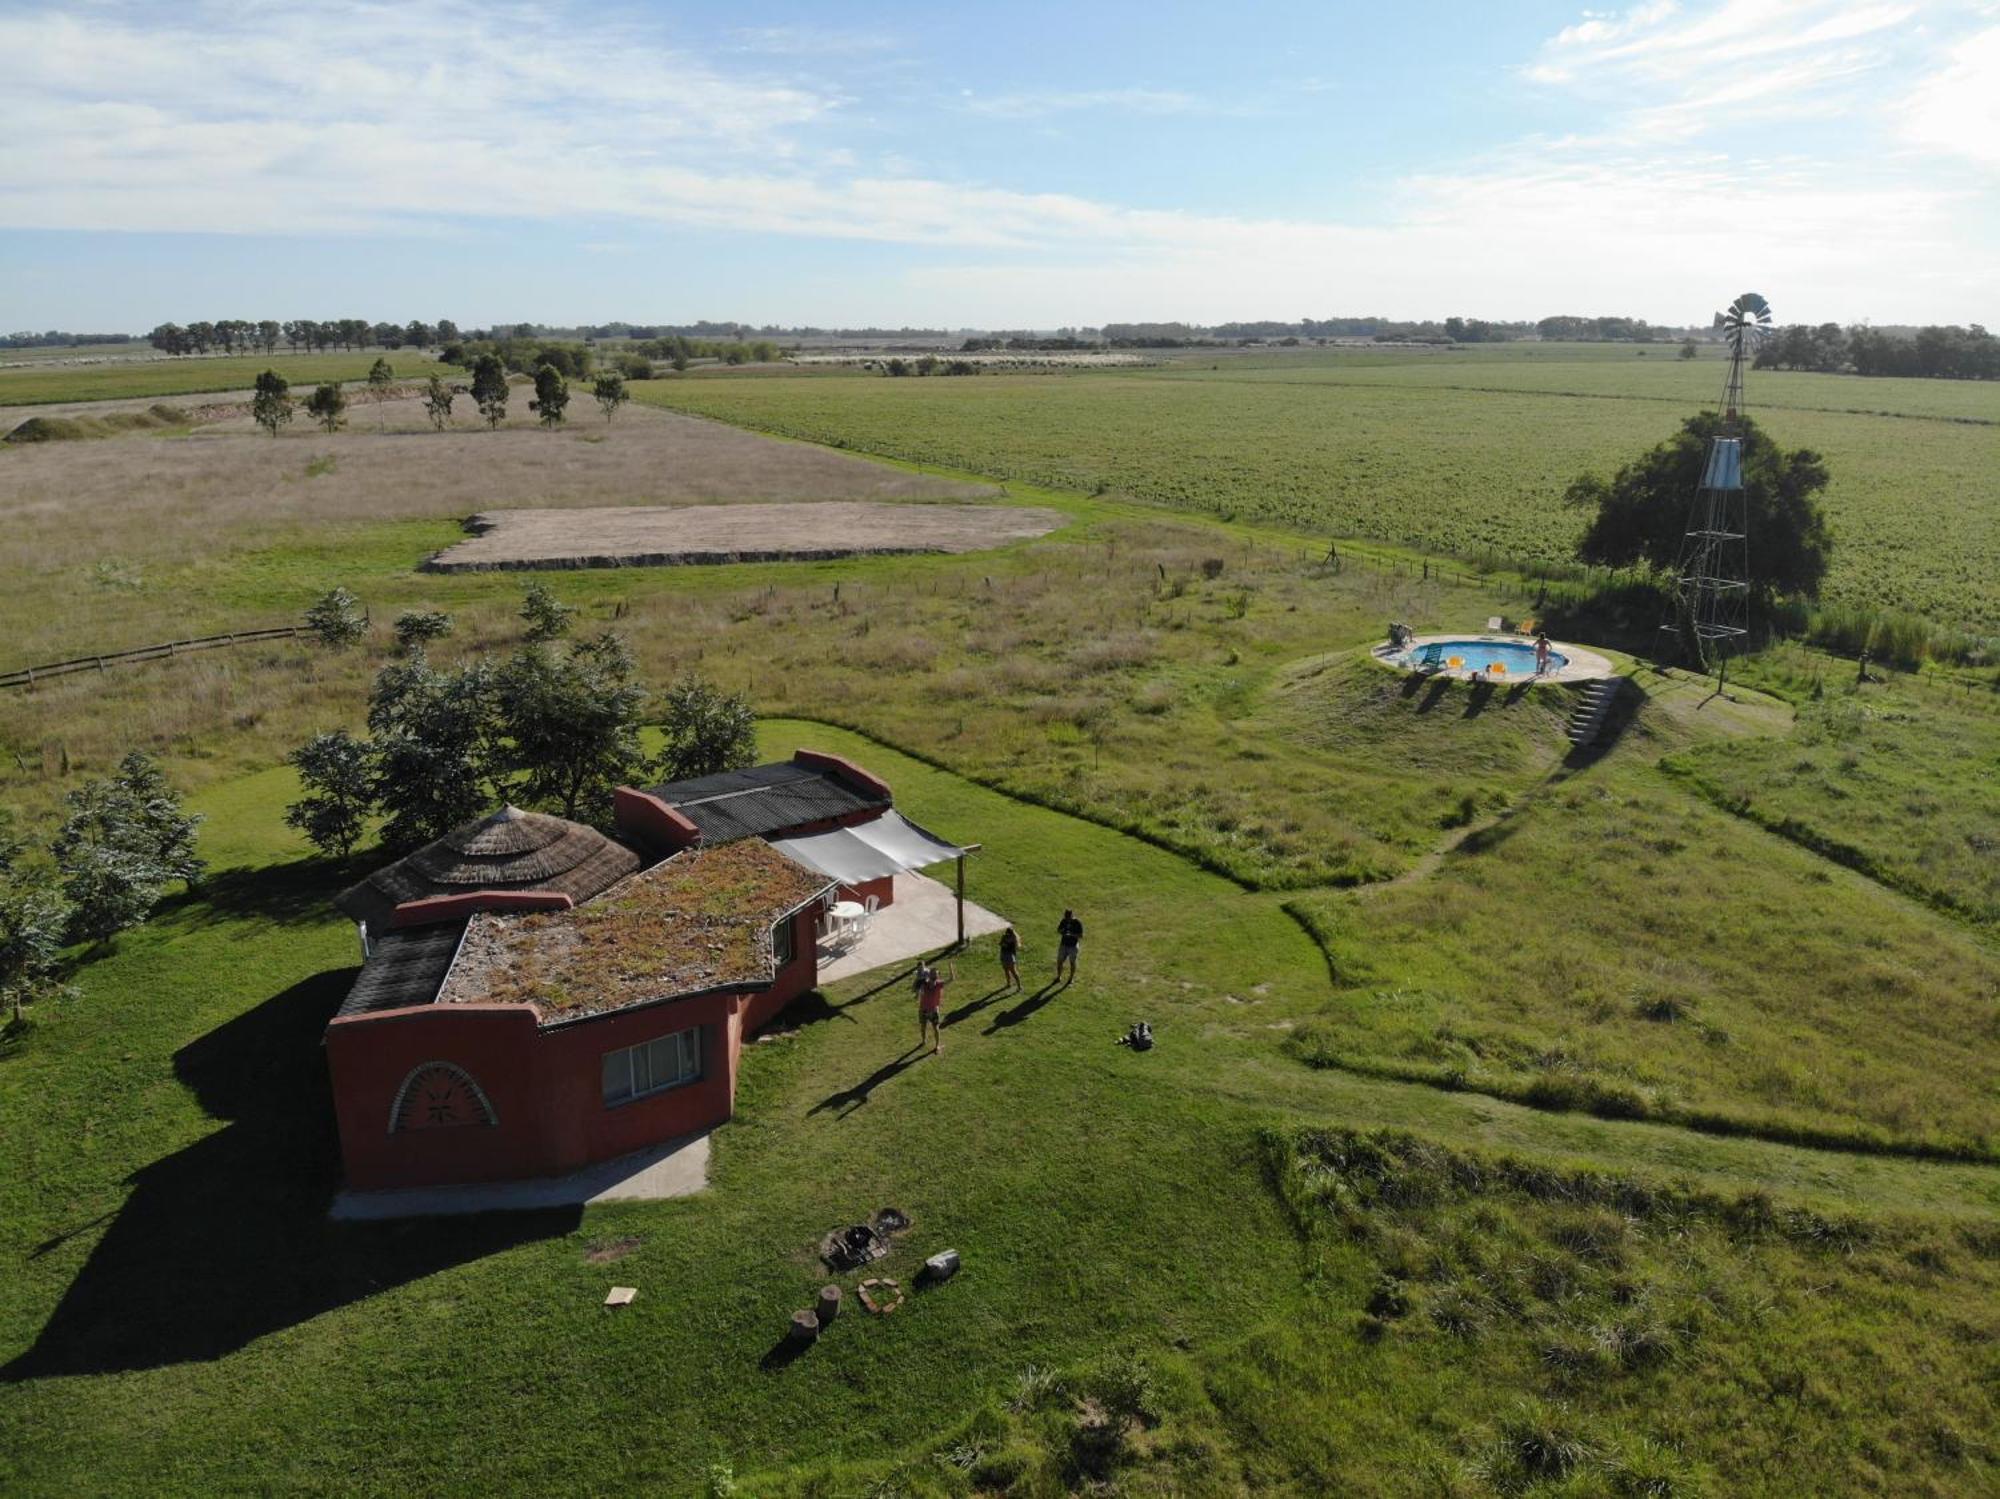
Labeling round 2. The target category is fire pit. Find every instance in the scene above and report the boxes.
[818,1207,911,1272]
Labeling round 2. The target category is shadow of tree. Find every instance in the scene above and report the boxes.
[2,967,575,1380]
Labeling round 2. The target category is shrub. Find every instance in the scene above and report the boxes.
[393,609,452,652]
[306,587,367,648]
[518,580,575,642]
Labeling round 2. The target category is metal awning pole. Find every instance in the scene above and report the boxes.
[955,854,965,947]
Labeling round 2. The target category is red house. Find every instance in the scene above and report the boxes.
[323,751,963,1195]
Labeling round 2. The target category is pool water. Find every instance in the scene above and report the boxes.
[1407,639,1566,675]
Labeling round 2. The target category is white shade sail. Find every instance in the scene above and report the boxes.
[767,811,964,886]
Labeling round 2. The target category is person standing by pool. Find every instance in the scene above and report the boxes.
[998,926,1022,992]
[1055,909,1084,984]
[916,960,954,1054]
[1534,632,1552,675]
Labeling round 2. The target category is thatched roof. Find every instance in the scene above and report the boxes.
[337,806,642,932]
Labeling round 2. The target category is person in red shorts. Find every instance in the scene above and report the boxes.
[915,959,955,1054]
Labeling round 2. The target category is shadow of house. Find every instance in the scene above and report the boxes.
[3,967,575,1381]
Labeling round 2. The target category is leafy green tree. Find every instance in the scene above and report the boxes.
[532,363,570,428]
[655,676,757,783]
[366,653,501,850]
[472,354,509,428]
[519,579,576,641]
[285,730,374,858]
[305,382,348,434]
[493,634,650,821]
[1566,411,1833,601]
[366,358,395,427]
[421,372,455,430]
[251,370,293,437]
[1678,338,1698,360]
[51,752,205,943]
[591,372,628,422]
[393,608,453,652]
[0,810,72,1024]
[305,586,367,648]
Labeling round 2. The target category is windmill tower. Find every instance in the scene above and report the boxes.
[1662,292,1771,685]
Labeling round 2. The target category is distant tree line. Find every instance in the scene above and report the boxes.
[1756,323,1999,381]
[145,319,462,356]
[877,356,978,377]
[1,330,138,349]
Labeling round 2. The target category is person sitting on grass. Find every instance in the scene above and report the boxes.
[1055,909,1084,984]
[916,960,954,1054]
[999,925,1021,993]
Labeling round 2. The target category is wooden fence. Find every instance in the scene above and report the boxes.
[0,626,306,690]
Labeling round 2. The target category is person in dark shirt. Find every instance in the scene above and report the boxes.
[1055,909,1083,983]
[998,926,1021,992]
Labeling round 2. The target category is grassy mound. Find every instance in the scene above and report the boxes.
[3,405,190,444]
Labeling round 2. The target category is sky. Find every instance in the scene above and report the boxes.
[1,0,1996,331]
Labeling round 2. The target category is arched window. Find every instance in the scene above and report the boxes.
[388,1061,498,1133]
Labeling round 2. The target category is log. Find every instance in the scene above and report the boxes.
[816,1285,842,1325]
[789,1309,821,1344]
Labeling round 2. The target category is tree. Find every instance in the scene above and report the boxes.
[436,318,460,343]
[0,810,71,1025]
[393,608,453,652]
[251,370,293,437]
[256,319,282,354]
[366,653,501,850]
[531,363,570,428]
[366,358,395,427]
[471,354,509,428]
[592,372,628,422]
[305,381,348,434]
[1679,338,1699,360]
[421,372,455,431]
[1566,411,1834,601]
[655,676,757,784]
[519,579,576,641]
[285,730,374,858]
[306,586,367,648]
[493,635,650,821]
[404,321,434,349]
[51,752,205,943]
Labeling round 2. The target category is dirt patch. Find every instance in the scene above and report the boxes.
[426,501,1067,571]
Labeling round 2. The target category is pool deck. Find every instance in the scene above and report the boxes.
[1371,633,1617,684]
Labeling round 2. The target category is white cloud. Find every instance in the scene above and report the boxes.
[959,88,1210,120]
[1901,24,2000,169]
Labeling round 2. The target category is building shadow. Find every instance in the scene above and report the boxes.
[155,857,357,934]
[3,967,575,1381]
[983,979,1068,1035]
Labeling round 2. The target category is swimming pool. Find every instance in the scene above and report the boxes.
[1405,638,1566,676]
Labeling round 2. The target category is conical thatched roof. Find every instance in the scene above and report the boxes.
[337,806,642,932]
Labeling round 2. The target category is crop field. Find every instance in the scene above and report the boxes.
[4,389,1999,1494]
[633,353,2000,630]
[0,351,431,409]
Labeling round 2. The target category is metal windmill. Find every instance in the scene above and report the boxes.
[1661,291,1772,684]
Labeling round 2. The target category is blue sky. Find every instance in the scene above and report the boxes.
[1,0,1996,330]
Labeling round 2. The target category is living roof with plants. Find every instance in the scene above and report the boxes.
[437,839,831,1020]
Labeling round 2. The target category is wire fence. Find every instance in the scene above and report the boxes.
[0,626,306,690]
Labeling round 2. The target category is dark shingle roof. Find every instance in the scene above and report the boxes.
[336,922,468,1019]
[335,806,641,932]
[645,762,887,844]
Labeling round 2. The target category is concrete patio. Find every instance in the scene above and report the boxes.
[329,1130,710,1221]
[817,871,1007,984]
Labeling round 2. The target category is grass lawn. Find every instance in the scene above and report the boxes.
[4,725,1997,1496]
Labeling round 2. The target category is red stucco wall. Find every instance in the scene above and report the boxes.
[327,907,822,1190]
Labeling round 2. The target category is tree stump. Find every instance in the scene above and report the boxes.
[789,1309,821,1345]
[816,1285,842,1325]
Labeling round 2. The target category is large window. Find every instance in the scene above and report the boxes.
[602,1028,703,1107]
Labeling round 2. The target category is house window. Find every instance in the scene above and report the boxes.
[601,1028,703,1107]
[772,911,795,967]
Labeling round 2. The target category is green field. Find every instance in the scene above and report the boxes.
[0,351,435,408]
[633,351,2000,631]
[5,377,2000,1494]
